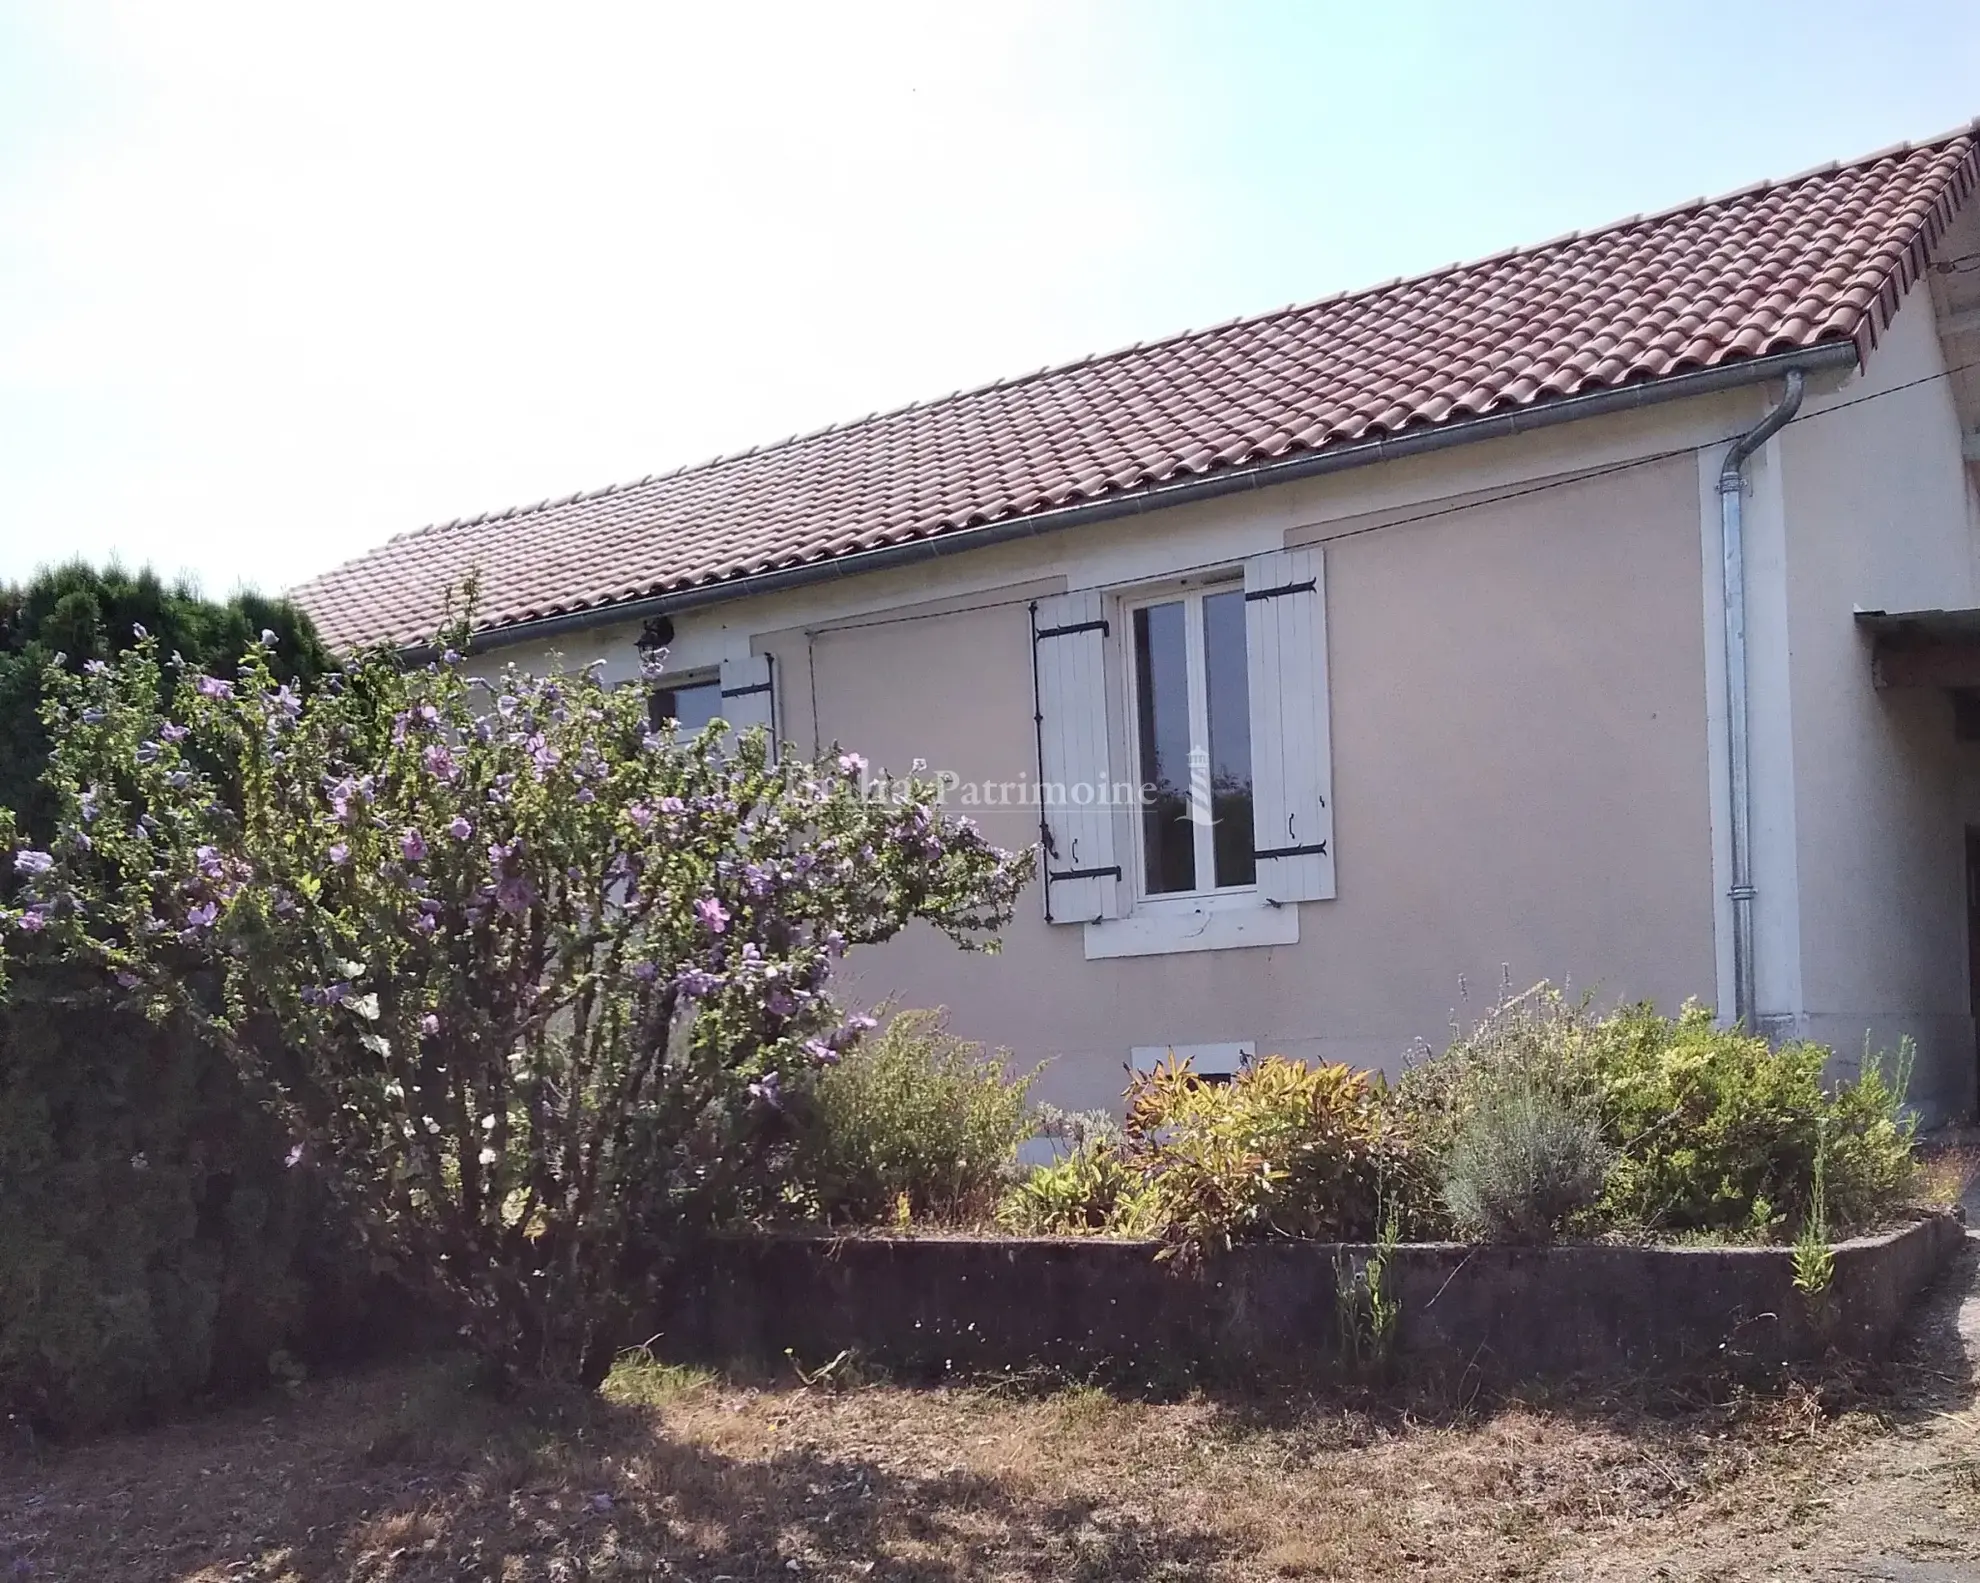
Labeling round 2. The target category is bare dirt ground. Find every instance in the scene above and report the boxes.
[5,1197,1978,1580]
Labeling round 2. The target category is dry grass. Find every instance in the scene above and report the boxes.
[1915,1132,1980,1210]
[4,1244,1976,1582]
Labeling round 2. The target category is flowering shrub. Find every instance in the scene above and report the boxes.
[2,629,1028,1384]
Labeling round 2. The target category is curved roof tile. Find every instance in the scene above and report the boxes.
[294,128,1978,650]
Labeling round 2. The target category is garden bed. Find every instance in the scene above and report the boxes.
[653,1211,1967,1386]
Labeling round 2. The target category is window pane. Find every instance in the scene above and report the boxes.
[1203,588,1255,888]
[1133,602,1196,894]
[651,679,724,735]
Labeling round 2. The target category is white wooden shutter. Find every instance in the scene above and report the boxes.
[1244,547,1334,903]
[719,653,776,740]
[1032,590,1122,922]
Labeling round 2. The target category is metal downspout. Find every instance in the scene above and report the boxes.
[1719,369,1805,1031]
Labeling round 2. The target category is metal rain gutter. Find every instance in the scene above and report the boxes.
[1717,367,1806,1032]
[441,340,1859,659]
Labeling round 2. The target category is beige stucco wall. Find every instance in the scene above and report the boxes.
[748,453,1716,1113]
[1773,280,1980,1119]
[477,321,1980,1123]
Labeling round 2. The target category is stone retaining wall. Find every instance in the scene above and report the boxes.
[652,1212,1966,1385]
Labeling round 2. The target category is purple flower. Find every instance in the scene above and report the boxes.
[78,789,99,822]
[413,912,438,936]
[327,842,350,866]
[442,647,462,665]
[160,720,189,743]
[495,873,536,915]
[497,694,518,718]
[261,628,279,646]
[165,770,192,789]
[576,788,595,805]
[285,1142,304,1168]
[185,900,219,930]
[420,1013,440,1036]
[627,803,654,831]
[14,909,47,934]
[132,622,148,639]
[676,967,721,1000]
[630,960,659,983]
[658,796,685,815]
[747,1071,784,1111]
[328,776,361,823]
[400,828,428,862]
[196,675,233,699]
[765,988,795,1018]
[804,1038,841,1066]
[694,895,730,934]
[11,850,54,876]
[422,743,459,780]
[448,815,473,841]
[116,970,140,989]
[741,863,776,899]
[838,751,867,775]
[272,684,302,719]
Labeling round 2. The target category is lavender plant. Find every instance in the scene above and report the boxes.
[2,628,1029,1384]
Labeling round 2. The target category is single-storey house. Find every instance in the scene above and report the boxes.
[295,124,1980,1123]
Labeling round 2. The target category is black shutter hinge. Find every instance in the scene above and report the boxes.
[1244,578,1318,603]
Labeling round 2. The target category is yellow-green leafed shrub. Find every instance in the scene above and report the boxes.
[1122,1055,1423,1258]
[793,1007,1035,1225]
[1592,1002,1916,1233]
[997,1142,1158,1236]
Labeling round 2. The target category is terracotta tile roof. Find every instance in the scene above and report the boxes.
[293,126,1980,651]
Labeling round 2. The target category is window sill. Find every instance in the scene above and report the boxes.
[1082,898,1298,960]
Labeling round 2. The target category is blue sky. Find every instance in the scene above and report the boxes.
[2,0,1977,598]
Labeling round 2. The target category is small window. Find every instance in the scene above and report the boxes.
[1127,584,1256,898]
[1130,1041,1255,1084]
[650,676,723,734]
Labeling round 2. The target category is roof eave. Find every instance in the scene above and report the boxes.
[424,339,1862,660]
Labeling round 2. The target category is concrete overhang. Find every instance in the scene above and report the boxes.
[1856,607,1980,688]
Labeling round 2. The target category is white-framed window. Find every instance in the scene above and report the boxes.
[650,673,724,734]
[1123,579,1256,902]
[648,655,776,743]
[1031,546,1333,957]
